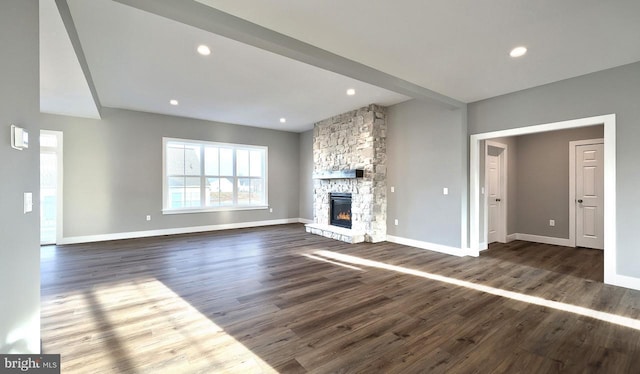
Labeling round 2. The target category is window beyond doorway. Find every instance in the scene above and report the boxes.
[40,130,63,245]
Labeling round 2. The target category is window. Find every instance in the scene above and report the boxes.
[163,138,267,213]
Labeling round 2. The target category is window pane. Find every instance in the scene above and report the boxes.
[204,147,219,176]
[250,150,262,177]
[250,179,265,205]
[165,139,268,211]
[185,177,201,207]
[237,150,249,176]
[220,177,234,205]
[206,177,220,206]
[220,148,233,176]
[184,145,201,176]
[237,178,251,205]
[168,176,185,209]
[167,144,185,175]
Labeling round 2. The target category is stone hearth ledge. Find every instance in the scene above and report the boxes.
[305,223,365,244]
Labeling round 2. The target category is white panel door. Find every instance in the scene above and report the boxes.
[487,153,502,244]
[576,143,604,249]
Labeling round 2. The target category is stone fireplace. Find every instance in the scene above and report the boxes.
[305,104,387,243]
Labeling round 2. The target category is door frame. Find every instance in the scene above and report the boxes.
[40,130,64,245]
[569,138,604,248]
[484,141,508,247]
[470,114,616,286]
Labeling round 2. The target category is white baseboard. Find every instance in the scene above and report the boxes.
[509,233,572,247]
[606,273,640,291]
[479,242,488,251]
[386,235,469,257]
[298,218,313,224]
[59,218,303,245]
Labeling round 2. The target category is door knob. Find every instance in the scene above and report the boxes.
[577,199,583,203]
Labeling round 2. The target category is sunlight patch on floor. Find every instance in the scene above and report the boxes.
[314,250,640,331]
[43,278,277,373]
[303,253,363,271]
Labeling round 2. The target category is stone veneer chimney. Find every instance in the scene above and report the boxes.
[308,104,387,243]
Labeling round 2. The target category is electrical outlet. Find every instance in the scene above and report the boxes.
[549,219,555,227]
[443,187,449,195]
[394,219,399,226]
[146,215,151,221]
[390,186,395,193]
[269,208,273,213]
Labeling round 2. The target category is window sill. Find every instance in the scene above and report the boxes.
[162,205,269,215]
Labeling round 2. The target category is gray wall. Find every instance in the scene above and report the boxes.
[298,129,313,220]
[516,126,603,238]
[41,108,301,238]
[469,61,640,277]
[0,0,41,354]
[387,99,466,248]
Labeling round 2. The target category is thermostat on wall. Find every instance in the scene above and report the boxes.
[11,124,29,150]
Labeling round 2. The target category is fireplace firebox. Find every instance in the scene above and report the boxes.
[330,193,352,229]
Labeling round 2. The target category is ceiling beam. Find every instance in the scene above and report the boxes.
[113,0,464,110]
[55,0,103,117]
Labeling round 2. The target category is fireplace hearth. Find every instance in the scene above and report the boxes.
[330,193,352,229]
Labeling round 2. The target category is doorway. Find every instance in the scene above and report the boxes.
[570,139,604,250]
[469,114,618,286]
[485,141,507,245]
[40,130,63,245]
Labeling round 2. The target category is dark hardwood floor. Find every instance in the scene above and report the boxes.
[41,224,640,373]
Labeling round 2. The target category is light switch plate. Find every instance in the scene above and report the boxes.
[390,186,395,193]
[443,187,449,195]
[24,192,33,213]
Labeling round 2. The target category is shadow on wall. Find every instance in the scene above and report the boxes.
[0,338,31,354]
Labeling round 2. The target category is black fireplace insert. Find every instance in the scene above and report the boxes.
[330,193,352,229]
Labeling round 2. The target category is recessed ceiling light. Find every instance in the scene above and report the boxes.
[280,118,286,123]
[510,46,527,58]
[346,88,356,96]
[169,99,179,106]
[197,45,211,56]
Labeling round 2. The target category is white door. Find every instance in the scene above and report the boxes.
[575,143,604,249]
[487,150,504,244]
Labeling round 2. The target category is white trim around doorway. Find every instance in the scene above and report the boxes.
[469,114,626,289]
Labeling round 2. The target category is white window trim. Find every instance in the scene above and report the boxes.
[162,137,269,214]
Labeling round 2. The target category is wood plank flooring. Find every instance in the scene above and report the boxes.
[41,224,640,373]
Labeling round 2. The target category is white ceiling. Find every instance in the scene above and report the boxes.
[41,0,408,132]
[41,0,640,131]
[40,0,99,119]
[197,0,640,103]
